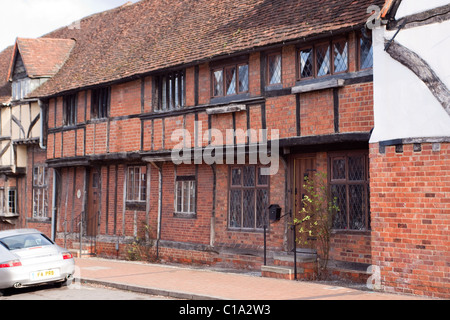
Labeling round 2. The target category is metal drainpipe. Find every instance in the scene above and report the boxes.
[39,99,56,241]
[150,162,163,260]
[51,171,57,242]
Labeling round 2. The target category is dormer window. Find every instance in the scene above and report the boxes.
[8,38,76,102]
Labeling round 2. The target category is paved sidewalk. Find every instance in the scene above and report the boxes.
[73,258,429,300]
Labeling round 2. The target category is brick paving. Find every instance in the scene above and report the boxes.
[74,258,429,300]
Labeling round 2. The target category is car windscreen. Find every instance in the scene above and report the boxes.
[0,233,53,251]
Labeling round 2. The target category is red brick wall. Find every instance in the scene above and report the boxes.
[159,163,213,245]
[339,82,374,133]
[109,118,141,153]
[300,90,334,136]
[370,142,450,299]
[111,80,141,117]
[266,95,297,138]
[214,162,286,252]
[43,31,379,277]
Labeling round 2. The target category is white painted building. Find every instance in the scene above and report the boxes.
[371,0,450,143]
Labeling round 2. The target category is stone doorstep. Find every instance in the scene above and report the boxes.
[261,265,297,281]
[69,242,96,258]
[272,252,317,264]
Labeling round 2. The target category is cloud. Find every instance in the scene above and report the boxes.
[0,0,139,51]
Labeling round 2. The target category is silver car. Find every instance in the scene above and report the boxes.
[0,229,75,294]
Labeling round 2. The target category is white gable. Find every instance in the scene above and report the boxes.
[395,0,450,19]
[370,1,450,143]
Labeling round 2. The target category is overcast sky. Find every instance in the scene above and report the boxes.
[0,0,140,52]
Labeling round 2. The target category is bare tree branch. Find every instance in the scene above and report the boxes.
[385,40,450,116]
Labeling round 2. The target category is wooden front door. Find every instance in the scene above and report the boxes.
[289,157,317,252]
[87,167,100,237]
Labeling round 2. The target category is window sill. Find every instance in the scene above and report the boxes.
[173,212,197,219]
[0,213,19,218]
[28,217,51,224]
[292,69,373,94]
[331,229,371,236]
[227,227,265,233]
[206,104,247,115]
[292,78,345,94]
[209,93,251,105]
[125,201,146,211]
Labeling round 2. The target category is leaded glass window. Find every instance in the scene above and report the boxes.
[329,152,370,231]
[267,52,282,85]
[212,62,249,97]
[229,166,269,230]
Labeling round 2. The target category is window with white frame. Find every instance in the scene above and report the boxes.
[127,166,147,202]
[175,176,196,216]
[0,189,6,215]
[33,166,49,218]
[8,189,17,215]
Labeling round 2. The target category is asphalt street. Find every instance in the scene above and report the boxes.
[0,283,174,300]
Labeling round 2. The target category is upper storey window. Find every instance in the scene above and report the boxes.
[12,78,31,101]
[267,52,282,85]
[91,87,110,119]
[63,94,77,126]
[298,38,348,80]
[154,70,185,111]
[212,61,249,97]
[359,33,373,70]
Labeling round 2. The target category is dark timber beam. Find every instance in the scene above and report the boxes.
[385,40,450,116]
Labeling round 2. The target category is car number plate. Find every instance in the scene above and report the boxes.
[30,269,60,281]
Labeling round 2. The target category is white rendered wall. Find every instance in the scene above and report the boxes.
[395,0,450,19]
[370,1,450,143]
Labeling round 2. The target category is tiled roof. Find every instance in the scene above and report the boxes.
[9,38,76,79]
[0,46,13,105]
[8,0,383,99]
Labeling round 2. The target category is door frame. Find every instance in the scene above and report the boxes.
[86,166,101,237]
[288,153,317,253]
